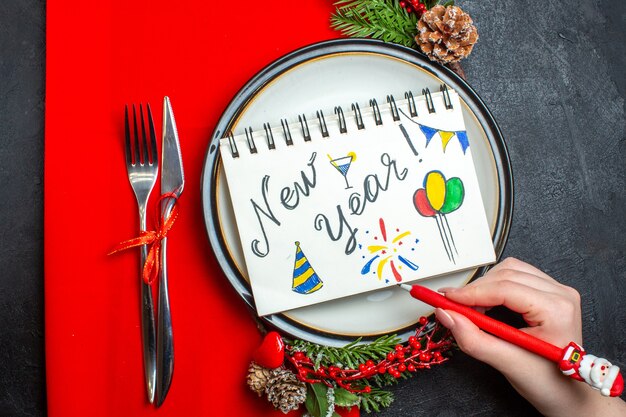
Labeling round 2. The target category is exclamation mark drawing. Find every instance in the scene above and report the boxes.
[399,124,422,162]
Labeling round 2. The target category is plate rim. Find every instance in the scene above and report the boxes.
[201,38,513,346]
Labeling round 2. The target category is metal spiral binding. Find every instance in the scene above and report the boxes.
[387,95,400,121]
[405,91,418,117]
[316,110,329,138]
[334,106,347,134]
[351,103,365,130]
[281,119,293,146]
[226,84,454,157]
[263,123,276,150]
[422,88,435,114]
[370,99,383,125]
[227,131,239,158]
[244,127,257,154]
[298,114,311,141]
[441,85,453,110]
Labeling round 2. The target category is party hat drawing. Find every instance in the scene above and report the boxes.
[292,241,324,294]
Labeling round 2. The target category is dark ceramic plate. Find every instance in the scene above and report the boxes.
[201,39,512,347]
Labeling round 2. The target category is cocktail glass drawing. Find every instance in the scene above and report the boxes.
[329,153,355,189]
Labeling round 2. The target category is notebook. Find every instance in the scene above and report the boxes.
[219,86,495,316]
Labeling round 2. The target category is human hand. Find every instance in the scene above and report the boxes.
[434,257,626,417]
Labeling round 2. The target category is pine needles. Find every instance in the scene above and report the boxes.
[360,387,394,413]
[330,0,419,48]
[289,334,402,370]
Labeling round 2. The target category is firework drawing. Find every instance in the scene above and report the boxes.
[360,218,419,283]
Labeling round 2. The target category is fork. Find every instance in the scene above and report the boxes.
[124,104,158,404]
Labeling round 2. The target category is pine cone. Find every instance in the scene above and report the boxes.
[246,362,274,397]
[265,368,307,414]
[416,5,478,64]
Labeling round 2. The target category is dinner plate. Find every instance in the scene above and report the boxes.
[201,39,512,347]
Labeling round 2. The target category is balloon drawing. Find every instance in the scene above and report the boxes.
[413,171,465,263]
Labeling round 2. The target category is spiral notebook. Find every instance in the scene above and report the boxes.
[220,86,495,316]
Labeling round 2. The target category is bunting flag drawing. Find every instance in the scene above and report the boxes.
[418,125,470,154]
[291,241,324,294]
[398,109,470,155]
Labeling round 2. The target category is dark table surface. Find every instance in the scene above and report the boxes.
[1,0,624,416]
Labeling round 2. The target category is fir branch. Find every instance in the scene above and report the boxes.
[423,0,441,9]
[370,370,411,388]
[290,334,402,370]
[330,0,419,48]
[334,387,360,407]
[359,387,394,413]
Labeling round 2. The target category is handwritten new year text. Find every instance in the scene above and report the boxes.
[249,151,408,257]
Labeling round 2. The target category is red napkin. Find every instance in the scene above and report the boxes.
[44,1,337,416]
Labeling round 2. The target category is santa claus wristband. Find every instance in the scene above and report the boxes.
[400,284,624,397]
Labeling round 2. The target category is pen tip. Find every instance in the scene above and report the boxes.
[398,284,412,292]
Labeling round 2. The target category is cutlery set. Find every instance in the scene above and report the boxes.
[123,97,183,406]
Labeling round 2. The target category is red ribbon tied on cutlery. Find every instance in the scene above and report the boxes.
[109,192,179,285]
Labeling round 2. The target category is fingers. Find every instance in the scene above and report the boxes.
[465,270,562,297]
[438,307,610,417]
[522,322,582,347]
[489,257,559,284]
[434,259,594,416]
[435,308,539,371]
[440,279,551,314]
[487,258,580,302]
[438,257,583,343]
[440,257,581,306]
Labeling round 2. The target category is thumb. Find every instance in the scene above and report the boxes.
[435,308,531,372]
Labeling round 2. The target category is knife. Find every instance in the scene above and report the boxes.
[155,96,184,407]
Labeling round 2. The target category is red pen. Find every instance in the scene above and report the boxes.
[399,283,624,397]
